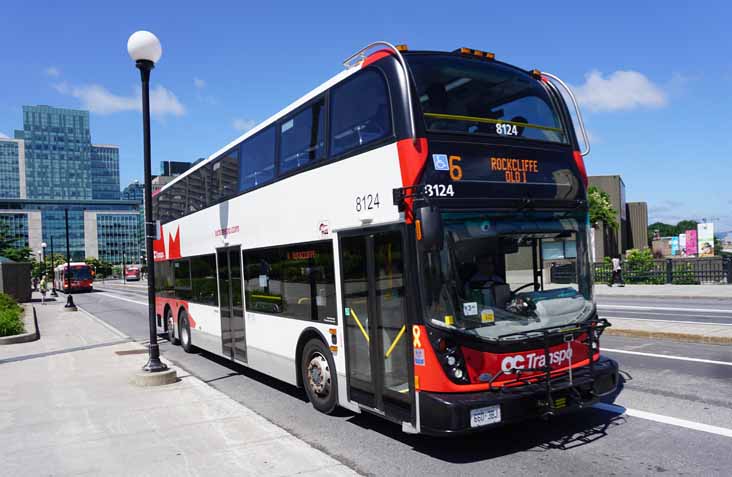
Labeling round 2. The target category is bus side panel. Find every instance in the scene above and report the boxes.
[244,311,335,386]
[186,302,222,355]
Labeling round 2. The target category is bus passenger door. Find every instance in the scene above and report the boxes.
[340,227,412,422]
[217,246,247,363]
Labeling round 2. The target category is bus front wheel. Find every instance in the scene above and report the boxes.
[301,339,337,414]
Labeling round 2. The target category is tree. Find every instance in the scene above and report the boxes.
[588,186,618,231]
[85,257,113,279]
[1,247,32,262]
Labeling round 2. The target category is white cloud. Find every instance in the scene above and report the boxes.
[0,132,9,139]
[573,70,667,112]
[232,118,256,132]
[53,82,185,118]
[193,78,206,89]
[45,66,61,77]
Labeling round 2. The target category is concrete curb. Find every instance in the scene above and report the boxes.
[606,327,732,345]
[0,305,40,345]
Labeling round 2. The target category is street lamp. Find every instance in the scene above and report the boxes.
[128,30,167,373]
[64,209,77,311]
[41,242,47,278]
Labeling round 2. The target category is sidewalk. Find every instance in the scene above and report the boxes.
[595,284,732,300]
[0,294,357,476]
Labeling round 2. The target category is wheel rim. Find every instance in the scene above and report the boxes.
[181,320,189,345]
[306,352,331,397]
[167,315,175,342]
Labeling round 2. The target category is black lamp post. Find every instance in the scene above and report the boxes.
[64,209,77,311]
[128,30,167,373]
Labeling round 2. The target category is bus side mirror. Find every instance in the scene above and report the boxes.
[418,205,443,250]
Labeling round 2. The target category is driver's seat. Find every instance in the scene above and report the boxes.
[493,284,511,308]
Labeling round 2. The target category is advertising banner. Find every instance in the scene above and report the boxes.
[671,236,679,256]
[686,229,698,256]
[698,223,715,257]
[679,233,686,256]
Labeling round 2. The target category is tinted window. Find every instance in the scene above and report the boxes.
[173,259,192,299]
[240,127,275,192]
[280,98,326,173]
[407,55,567,143]
[191,254,218,306]
[156,179,186,224]
[154,260,174,297]
[330,70,391,157]
[187,167,207,213]
[243,241,337,323]
[209,149,239,204]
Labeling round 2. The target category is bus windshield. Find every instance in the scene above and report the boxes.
[407,54,568,144]
[420,211,593,341]
[69,267,92,281]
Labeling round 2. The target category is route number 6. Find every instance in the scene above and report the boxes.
[449,155,463,181]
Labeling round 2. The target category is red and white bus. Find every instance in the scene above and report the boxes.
[124,265,141,281]
[54,262,94,293]
[152,42,618,434]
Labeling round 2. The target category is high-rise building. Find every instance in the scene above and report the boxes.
[0,138,25,199]
[91,144,121,199]
[0,105,137,264]
[16,105,93,200]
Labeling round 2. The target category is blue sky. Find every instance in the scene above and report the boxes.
[1,1,730,231]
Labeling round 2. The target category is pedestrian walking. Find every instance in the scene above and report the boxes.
[33,276,39,291]
[40,275,49,304]
[609,256,625,287]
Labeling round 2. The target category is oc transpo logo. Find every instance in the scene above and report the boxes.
[500,349,573,373]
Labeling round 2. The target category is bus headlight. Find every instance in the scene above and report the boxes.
[428,329,470,384]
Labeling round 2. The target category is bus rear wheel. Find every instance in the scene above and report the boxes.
[166,308,179,345]
[301,339,337,414]
[179,311,194,353]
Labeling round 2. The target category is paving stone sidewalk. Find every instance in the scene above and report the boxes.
[0,295,358,477]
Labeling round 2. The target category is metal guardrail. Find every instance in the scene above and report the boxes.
[550,257,732,285]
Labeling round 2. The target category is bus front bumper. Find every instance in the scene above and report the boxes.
[418,356,619,435]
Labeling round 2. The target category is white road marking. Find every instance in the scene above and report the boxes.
[599,304,732,314]
[95,291,148,306]
[603,316,732,326]
[594,402,732,439]
[603,347,732,366]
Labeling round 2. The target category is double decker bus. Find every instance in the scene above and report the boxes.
[54,262,94,293]
[152,42,618,434]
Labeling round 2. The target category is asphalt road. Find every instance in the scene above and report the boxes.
[73,282,732,476]
[597,296,732,326]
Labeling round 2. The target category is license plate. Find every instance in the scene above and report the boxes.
[470,405,501,428]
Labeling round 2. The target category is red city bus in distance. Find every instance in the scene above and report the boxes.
[55,262,94,293]
[125,266,141,281]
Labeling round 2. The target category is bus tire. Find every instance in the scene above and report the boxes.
[179,311,194,353]
[301,339,338,414]
[166,308,179,345]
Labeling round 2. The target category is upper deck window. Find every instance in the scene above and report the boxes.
[280,98,326,174]
[407,55,568,144]
[330,70,392,157]
[239,126,275,192]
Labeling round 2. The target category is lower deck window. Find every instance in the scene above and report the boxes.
[243,241,337,323]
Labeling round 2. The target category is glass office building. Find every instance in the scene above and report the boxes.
[121,181,144,203]
[16,105,93,200]
[91,145,121,200]
[0,139,22,199]
[0,199,140,263]
[0,213,29,249]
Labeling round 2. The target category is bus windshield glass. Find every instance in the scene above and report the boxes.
[407,55,568,144]
[69,267,92,281]
[420,211,593,341]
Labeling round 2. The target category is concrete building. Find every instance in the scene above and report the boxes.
[588,175,648,260]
